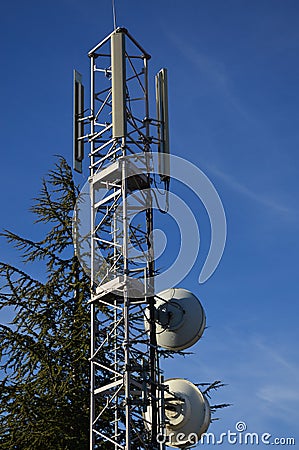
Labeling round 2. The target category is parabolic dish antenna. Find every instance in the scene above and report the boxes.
[145,288,206,351]
[164,378,211,448]
[144,378,210,448]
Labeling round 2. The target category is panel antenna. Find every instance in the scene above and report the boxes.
[73,70,85,173]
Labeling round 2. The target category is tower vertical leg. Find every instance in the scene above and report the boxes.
[86,29,164,450]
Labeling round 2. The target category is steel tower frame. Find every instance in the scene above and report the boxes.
[85,28,165,450]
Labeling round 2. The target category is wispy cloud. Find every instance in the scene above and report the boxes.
[253,338,299,420]
[258,385,299,406]
[165,31,252,120]
[254,339,299,374]
[207,164,293,215]
[165,32,296,218]
[184,329,299,435]
[164,325,299,436]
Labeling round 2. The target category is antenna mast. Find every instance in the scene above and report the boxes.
[112,0,117,30]
[73,26,213,450]
[87,28,163,449]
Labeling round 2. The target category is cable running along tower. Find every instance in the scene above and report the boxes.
[74,28,212,450]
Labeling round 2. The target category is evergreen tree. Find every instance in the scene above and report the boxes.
[0,157,228,449]
[0,158,111,449]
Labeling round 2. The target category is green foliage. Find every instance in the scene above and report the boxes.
[0,158,96,449]
[0,157,229,449]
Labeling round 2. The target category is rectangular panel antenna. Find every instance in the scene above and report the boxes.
[73,70,85,173]
[111,31,126,138]
[156,68,170,181]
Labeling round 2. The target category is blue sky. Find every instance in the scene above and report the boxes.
[1,0,299,447]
